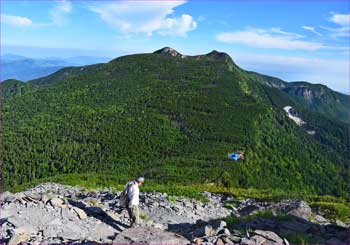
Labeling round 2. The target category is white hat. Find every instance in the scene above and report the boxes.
[136,177,145,183]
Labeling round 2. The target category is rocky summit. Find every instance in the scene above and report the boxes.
[0,183,349,245]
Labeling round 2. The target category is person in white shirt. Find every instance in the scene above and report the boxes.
[126,177,144,228]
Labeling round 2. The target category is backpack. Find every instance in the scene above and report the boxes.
[118,181,134,207]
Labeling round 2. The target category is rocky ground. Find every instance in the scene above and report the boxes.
[0,183,349,244]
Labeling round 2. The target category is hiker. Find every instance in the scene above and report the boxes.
[119,177,145,228]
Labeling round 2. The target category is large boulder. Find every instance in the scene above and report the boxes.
[253,230,284,244]
[87,223,119,243]
[268,200,312,220]
[72,207,87,220]
[60,222,89,240]
[1,191,16,203]
[113,227,190,244]
[8,228,30,245]
[286,201,312,220]
[49,197,65,208]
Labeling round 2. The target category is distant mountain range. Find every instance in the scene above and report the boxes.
[1,53,111,82]
[2,47,349,199]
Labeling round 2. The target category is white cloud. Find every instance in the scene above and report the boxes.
[89,1,197,37]
[159,14,197,37]
[329,12,350,26]
[2,1,72,28]
[1,14,33,27]
[216,28,326,50]
[320,12,350,38]
[49,0,72,26]
[301,26,322,36]
[270,27,303,38]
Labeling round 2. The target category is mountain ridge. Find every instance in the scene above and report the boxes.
[2,47,349,199]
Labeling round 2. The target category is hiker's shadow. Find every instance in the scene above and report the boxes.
[67,199,129,232]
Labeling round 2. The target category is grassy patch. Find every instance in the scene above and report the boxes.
[89,199,98,207]
[241,210,293,222]
[309,201,350,222]
[139,213,151,222]
[224,215,240,227]
[285,233,323,245]
[167,196,177,203]
[223,200,240,209]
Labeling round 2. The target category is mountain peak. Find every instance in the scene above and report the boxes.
[153,47,183,57]
[206,50,231,60]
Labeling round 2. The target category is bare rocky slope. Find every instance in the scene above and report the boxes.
[1,183,349,245]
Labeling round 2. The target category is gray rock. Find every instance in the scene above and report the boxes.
[191,225,216,238]
[8,215,25,228]
[215,237,224,245]
[314,214,328,223]
[1,191,16,203]
[1,208,17,219]
[113,227,190,244]
[15,225,38,235]
[61,208,79,221]
[218,228,231,236]
[3,183,341,245]
[41,195,49,204]
[193,237,203,244]
[326,237,343,244]
[286,201,312,220]
[227,234,241,243]
[251,235,266,244]
[15,193,26,200]
[280,219,310,232]
[86,223,117,242]
[211,220,226,231]
[60,221,88,240]
[72,207,87,220]
[253,230,284,244]
[24,192,42,201]
[106,210,118,221]
[8,228,30,245]
[240,237,256,244]
[335,220,347,227]
[222,236,234,244]
[267,200,312,220]
[49,197,64,208]
[43,218,62,237]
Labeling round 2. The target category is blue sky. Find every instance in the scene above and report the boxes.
[1,0,349,93]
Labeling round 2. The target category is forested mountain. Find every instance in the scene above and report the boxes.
[2,47,349,198]
[282,82,349,123]
[247,71,349,123]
